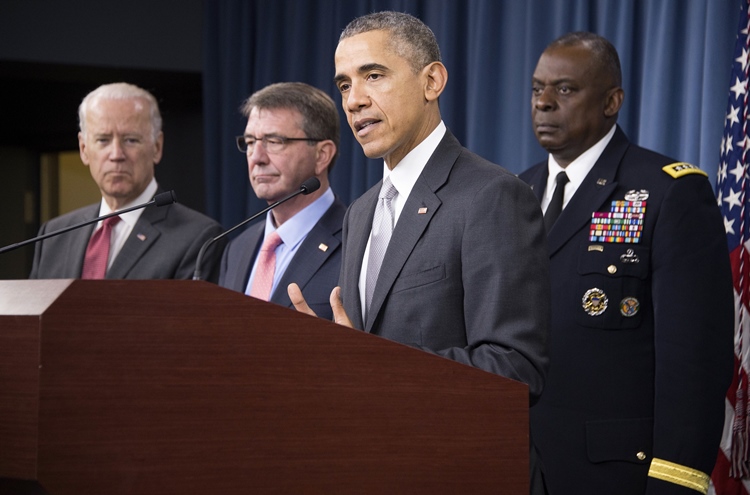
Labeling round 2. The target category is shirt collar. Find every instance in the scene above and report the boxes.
[545,124,616,203]
[384,120,446,199]
[262,186,334,249]
[96,177,158,228]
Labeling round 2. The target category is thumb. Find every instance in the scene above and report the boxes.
[287,282,317,317]
[330,286,354,327]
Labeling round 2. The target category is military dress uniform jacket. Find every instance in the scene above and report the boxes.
[30,193,225,282]
[218,198,346,321]
[519,126,734,495]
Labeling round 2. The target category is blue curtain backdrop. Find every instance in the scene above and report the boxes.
[203,0,739,229]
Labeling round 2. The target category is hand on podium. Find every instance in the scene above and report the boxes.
[287,284,353,328]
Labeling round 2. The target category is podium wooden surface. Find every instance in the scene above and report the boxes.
[0,280,529,494]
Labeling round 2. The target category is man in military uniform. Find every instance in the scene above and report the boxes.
[520,32,734,494]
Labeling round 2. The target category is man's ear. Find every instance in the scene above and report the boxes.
[152,131,164,165]
[604,87,624,118]
[78,132,90,166]
[315,140,336,175]
[423,61,448,102]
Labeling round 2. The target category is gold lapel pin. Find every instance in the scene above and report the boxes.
[137,233,147,241]
[418,207,428,214]
[318,243,329,252]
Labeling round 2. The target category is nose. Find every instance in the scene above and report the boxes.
[248,139,269,165]
[534,86,556,111]
[344,82,369,113]
[108,137,126,160]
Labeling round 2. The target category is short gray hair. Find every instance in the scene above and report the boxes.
[547,32,622,87]
[340,11,441,73]
[78,82,162,141]
[241,82,340,171]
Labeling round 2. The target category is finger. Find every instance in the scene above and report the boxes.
[330,286,354,327]
[287,283,317,317]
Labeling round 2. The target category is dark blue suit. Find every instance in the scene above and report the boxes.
[219,198,346,321]
[520,127,734,494]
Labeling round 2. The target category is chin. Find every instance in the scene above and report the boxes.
[360,141,387,160]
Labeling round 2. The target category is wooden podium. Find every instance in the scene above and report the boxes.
[0,280,529,494]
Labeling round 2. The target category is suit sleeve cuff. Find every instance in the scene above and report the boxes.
[647,457,710,493]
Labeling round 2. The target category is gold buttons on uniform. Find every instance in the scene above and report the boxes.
[636,451,646,461]
[607,265,617,274]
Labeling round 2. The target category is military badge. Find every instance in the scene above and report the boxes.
[589,196,646,243]
[619,248,640,264]
[624,189,649,201]
[582,288,608,316]
[662,162,708,179]
[620,297,640,317]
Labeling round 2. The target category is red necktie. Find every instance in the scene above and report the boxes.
[248,231,283,301]
[81,216,121,279]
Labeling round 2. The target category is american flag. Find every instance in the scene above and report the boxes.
[712,1,750,494]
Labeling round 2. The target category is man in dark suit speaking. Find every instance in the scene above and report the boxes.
[520,32,733,494]
[219,82,346,320]
[290,11,550,401]
[30,82,224,281]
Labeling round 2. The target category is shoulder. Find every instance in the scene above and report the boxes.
[160,203,223,228]
[519,161,546,183]
[42,203,99,230]
[226,220,263,247]
[619,144,710,191]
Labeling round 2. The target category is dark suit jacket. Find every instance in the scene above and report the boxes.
[219,198,346,320]
[520,126,734,495]
[30,196,225,282]
[339,130,550,400]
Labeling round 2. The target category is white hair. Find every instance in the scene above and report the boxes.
[78,82,162,140]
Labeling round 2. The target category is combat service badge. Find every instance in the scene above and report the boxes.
[582,288,608,316]
[620,297,640,317]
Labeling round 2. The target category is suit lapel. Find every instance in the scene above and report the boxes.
[272,200,344,307]
[232,223,263,293]
[67,205,99,277]
[547,127,629,257]
[107,205,165,279]
[526,165,547,203]
[363,132,458,332]
[345,187,379,330]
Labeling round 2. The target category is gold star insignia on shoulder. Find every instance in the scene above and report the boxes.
[662,162,708,179]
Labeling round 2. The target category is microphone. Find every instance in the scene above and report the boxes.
[192,177,321,281]
[0,190,177,255]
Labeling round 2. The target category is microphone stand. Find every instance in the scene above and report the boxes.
[192,178,320,281]
[0,191,177,255]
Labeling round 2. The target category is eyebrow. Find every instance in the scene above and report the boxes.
[532,77,576,85]
[334,63,390,85]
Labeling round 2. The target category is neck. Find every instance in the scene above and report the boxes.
[270,185,326,226]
